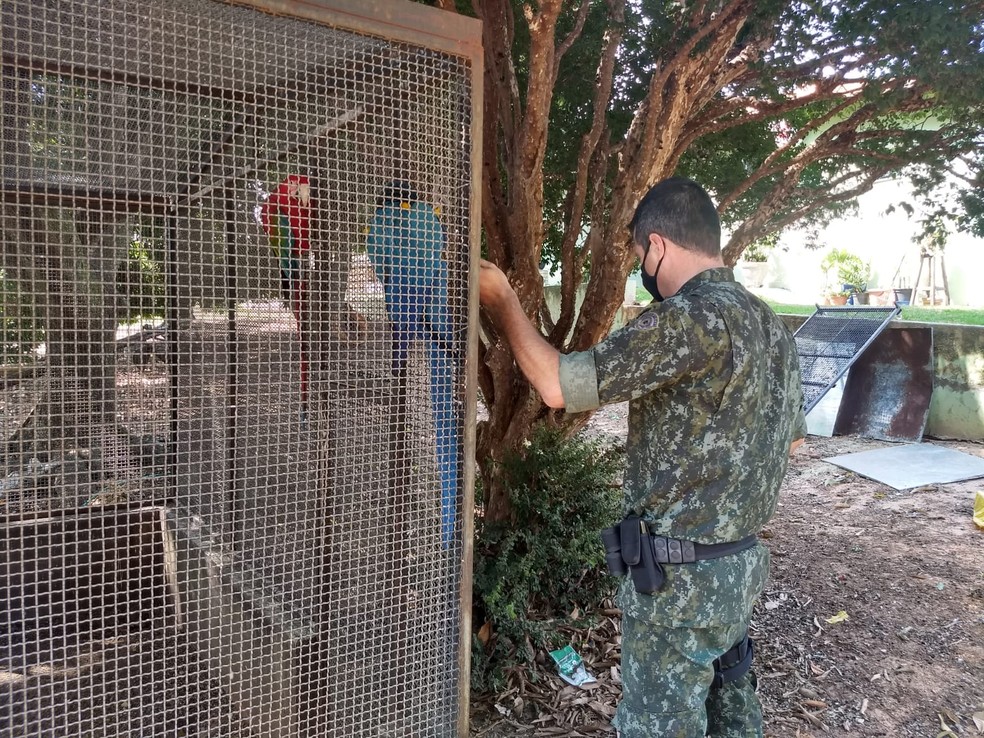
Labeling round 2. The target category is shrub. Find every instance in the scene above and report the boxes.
[471,426,623,693]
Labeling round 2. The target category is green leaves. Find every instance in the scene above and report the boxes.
[471,427,623,693]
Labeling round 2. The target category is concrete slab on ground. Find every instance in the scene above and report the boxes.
[824,442,984,490]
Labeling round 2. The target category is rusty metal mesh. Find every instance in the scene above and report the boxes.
[793,306,900,414]
[1,1,475,736]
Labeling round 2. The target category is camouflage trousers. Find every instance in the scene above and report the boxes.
[612,615,763,738]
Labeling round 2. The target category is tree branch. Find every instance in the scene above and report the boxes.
[716,96,862,211]
[553,0,593,80]
[690,0,711,27]
[726,165,894,260]
[507,0,566,310]
[722,164,892,263]
[635,0,753,190]
[667,0,751,75]
[687,77,854,141]
[946,166,979,187]
[550,0,625,345]
[477,0,520,268]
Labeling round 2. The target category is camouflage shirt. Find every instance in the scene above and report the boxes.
[559,267,806,625]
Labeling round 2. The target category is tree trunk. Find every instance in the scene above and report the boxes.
[473,1,759,525]
[469,0,967,526]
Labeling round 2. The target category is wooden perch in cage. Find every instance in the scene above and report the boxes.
[0,364,44,389]
[114,326,167,365]
[175,107,364,206]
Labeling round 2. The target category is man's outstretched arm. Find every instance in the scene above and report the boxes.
[479,259,564,408]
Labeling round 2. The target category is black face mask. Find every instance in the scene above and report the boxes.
[641,243,665,302]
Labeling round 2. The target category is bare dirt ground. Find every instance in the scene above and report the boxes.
[471,402,984,738]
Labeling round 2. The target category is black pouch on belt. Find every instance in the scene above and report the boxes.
[600,524,627,577]
[622,516,665,594]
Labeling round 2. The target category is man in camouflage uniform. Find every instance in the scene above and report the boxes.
[479,177,806,737]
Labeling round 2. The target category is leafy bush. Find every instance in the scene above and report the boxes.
[117,229,166,321]
[471,427,623,693]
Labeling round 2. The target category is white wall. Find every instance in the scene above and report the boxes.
[740,177,984,307]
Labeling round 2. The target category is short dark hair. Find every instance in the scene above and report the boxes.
[628,177,721,257]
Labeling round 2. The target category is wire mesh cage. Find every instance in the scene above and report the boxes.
[0,1,481,736]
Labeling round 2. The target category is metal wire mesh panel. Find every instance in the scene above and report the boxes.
[793,306,901,413]
[1,1,479,736]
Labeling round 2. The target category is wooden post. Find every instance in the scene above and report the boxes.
[940,253,951,306]
[912,254,925,305]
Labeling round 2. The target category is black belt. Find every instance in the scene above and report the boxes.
[601,518,759,594]
[650,534,758,564]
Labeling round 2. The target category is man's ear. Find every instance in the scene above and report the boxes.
[643,233,664,273]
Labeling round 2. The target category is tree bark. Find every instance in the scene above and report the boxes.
[476,1,767,523]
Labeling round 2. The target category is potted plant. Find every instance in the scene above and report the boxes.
[893,287,913,305]
[824,288,852,306]
[838,257,871,304]
[821,249,870,304]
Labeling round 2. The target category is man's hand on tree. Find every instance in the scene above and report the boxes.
[478,259,513,312]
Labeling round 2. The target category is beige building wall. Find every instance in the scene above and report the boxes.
[736,176,984,308]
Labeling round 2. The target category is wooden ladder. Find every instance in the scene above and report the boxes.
[911,251,950,306]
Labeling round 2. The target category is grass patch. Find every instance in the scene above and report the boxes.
[765,302,814,316]
[632,290,984,326]
[765,301,984,326]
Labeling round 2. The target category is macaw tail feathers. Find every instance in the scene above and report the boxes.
[429,344,459,549]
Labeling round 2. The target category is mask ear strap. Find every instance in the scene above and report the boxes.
[641,240,666,302]
[642,242,653,276]
[652,251,664,282]
[644,237,664,274]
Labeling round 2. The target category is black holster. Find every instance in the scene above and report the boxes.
[599,515,665,594]
[712,632,754,688]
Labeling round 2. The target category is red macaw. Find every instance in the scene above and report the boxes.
[260,174,312,416]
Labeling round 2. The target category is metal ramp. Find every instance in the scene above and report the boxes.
[794,305,901,413]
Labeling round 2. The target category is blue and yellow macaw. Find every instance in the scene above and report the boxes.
[367,182,459,548]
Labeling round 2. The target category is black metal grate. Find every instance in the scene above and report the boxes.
[793,305,901,414]
[1,1,480,736]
